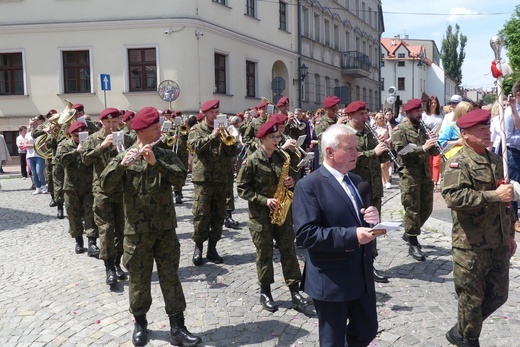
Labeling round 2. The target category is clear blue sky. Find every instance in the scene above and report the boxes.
[382,1,515,91]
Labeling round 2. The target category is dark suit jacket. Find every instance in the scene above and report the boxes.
[292,165,374,302]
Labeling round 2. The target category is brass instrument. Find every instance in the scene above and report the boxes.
[364,122,401,169]
[270,148,294,226]
[34,113,61,159]
[57,99,77,139]
[291,117,307,131]
[219,124,236,146]
[123,135,164,166]
[419,119,447,161]
[161,120,176,147]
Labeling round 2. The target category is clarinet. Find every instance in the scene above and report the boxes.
[364,122,401,169]
[123,135,164,166]
[419,119,447,161]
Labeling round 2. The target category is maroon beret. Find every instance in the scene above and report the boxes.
[46,109,57,118]
[122,111,136,123]
[344,101,367,114]
[201,99,220,112]
[257,121,279,139]
[174,110,182,116]
[72,103,84,112]
[132,107,160,131]
[323,96,340,108]
[269,113,288,126]
[68,121,87,134]
[196,111,204,122]
[456,109,491,130]
[276,97,289,108]
[403,99,423,113]
[99,108,120,120]
[256,101,268,109]
[162,109,173,115]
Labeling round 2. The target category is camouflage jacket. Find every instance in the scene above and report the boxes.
[188,121,240,184]
[350,128,390,201]
[123,127,138,143]
[80,128,135,194]
[99,145,187,235]
[314,115,336,164]
[55,137,93,192]
[237,148,286,215]
[391,120,439,179]
[242,116,267,150]
[441,145,514,249]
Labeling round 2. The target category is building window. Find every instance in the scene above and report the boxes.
[213,0,226,5]
[215,53,227,94]
[397,61,405,67]
[314,14,320,42]
[279,1,287,31]
[62,50,91,93]
[302,7,309,37]
[245,0,255,17]
[397,53,405,58]
[398,77,405,91]
[355,85,360,100]
[0,52,23,95]
[128,48,157,92]
[324,19,330,46]
[325,76,331,97]
[314,74,322,103]
[246,60,256,97]
[333,25,339,50]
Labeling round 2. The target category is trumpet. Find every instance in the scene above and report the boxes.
[123,135,164,166]
[290,117,306,131]
[364,123,401,169]
[419,119,447,161]
[219,124,236,146]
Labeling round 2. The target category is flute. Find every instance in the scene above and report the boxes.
[364,122,401,169]
[123,135,164,166]
[419,119,447,161]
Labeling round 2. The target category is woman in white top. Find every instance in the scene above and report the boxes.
[24,118,48,194]
[422,96,444,192]
[373,113,393,189]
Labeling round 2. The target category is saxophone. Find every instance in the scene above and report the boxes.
[270,148,294,226]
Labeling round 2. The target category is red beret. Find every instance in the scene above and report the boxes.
[72,103,84,112]
[201,100,220,112]
[276,97,289,108]
[256,121,279,139]
[174,110,182,116]
[99,108,120,120]
[46,109,57,117]
[68,121,87,134]
[323,96,340,108]
[256,101,268,109]
[269,113,288,126]
[122,110,136,123]
[162,109,173,115]
[344,101,367,114]
[456,109,491,130]
[131,107,160,131]
[196,111,204,122]
[403,99,423,113]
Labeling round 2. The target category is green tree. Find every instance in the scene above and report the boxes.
[440,24,467,85]
[500,4,520,95]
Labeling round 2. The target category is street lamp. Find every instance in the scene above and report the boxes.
[294,63,309,109]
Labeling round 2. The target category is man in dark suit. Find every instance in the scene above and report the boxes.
[293,124,379,347]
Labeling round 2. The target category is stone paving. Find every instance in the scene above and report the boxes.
[0,165,519,346]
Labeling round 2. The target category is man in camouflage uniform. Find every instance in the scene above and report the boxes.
[314,96,348,165]
[242,101,269,157]
[121,110,137,142]
[237,120,311,313]
[55,121,99,256]
[391,99,439,261]
[346,100,390,283]
[441,109,517,347]
[81,108,134,287]
[188,99,240,266]
[100,107,201,347]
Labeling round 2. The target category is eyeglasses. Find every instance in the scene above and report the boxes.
[267,135,282,140]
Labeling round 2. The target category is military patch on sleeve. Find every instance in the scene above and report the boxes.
[449,162,459,169]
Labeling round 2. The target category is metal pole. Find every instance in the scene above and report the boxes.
[104,90,107,109]
[297,0,302,109]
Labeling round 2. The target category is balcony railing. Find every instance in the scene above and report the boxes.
[341,51,371,77]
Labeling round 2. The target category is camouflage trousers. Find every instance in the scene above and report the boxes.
[64,190,98,238]
[52,161,64,204]
[248,211,302,287]
[192,183,226,243]
[399,175,433,236]
[123,230,187,317]
[94,194,125,260]
[225,172,235,212]
[45,159,53,196]
[453,246,510,340]
[173,154,188,195]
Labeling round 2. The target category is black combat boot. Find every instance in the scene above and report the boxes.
[192,243,203,266]
[87,237,100,258]
[57,203,64,219]
[373,267,389,283]
[132,315,148,346]
[206,241,223,264]
[169,312,202,346]
[49,194,57,207]
[175,193,183,205]
[104,259,117,286]
[407,236,426,261]
[224,210,240,229]
[75,236,85,254]
[445,325,480,347]
[114,254,127,280]
[289,283,312,312]
[260,285,278,312]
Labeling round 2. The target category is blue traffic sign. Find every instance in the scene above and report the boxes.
[100,74,111,91]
